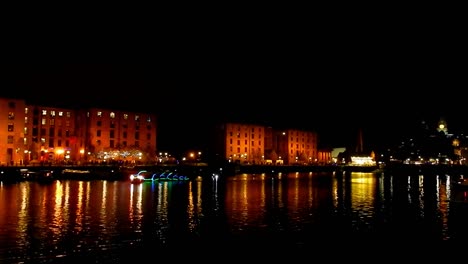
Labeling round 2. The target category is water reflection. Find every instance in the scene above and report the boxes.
[1,171,468,261]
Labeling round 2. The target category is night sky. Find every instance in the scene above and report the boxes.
[0,57,464,155]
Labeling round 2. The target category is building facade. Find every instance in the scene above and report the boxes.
[217,122,318,165]
[274,129,318,165]
[221,123,266,164]
[0,97,157,166]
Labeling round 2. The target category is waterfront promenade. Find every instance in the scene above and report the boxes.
[2,162,468,182]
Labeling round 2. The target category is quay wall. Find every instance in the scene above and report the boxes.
[2,163,468,182]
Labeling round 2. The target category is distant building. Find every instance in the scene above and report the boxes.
[331,147,346,164]
[215,122,318,165]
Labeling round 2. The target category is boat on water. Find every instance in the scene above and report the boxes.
[20,168,56,183]
[129,170,190,183]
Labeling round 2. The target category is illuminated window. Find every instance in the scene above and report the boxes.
[25,117,28,124]
[25,107,28,114]
[23,138,27,145]
[42,118,46,125]
[66,112,71,118]
[41,137,46,144]
[8,112,14,120]
[58,111,63,116]
[110,112,115,119]
[24,127,28,135]
[50,110,55,117]
[146,116,151,122]
[135,115,140,121]
[42,109,47,116]
[97,111,102,117]
[123,114,128,120]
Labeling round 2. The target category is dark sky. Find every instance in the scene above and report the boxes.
[0,49,465,155]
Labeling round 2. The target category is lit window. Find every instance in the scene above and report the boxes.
[123,114,128,120]
[59,111,63,116]
[42,118,46,125]
[42,109,47,116]
[97,111,102,117]
[110,112,115,119]
[50,110,55,117]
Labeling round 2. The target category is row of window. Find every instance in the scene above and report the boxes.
[95,111,152,122]
[95,130,151,140]
[229,132,263,139]
[6,136,71,148]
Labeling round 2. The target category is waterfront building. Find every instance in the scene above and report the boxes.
[0,97,157,166]
[216,122,318,165]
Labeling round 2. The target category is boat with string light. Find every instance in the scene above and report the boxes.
[129,170,190,183]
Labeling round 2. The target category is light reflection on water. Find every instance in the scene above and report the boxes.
[1,171,468,261]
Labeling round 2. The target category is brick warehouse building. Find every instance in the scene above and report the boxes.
[215,122,319,165]
[0,97,157,166]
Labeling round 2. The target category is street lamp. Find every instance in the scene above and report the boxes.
[80,149,85,164]
[56,149,64,164]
